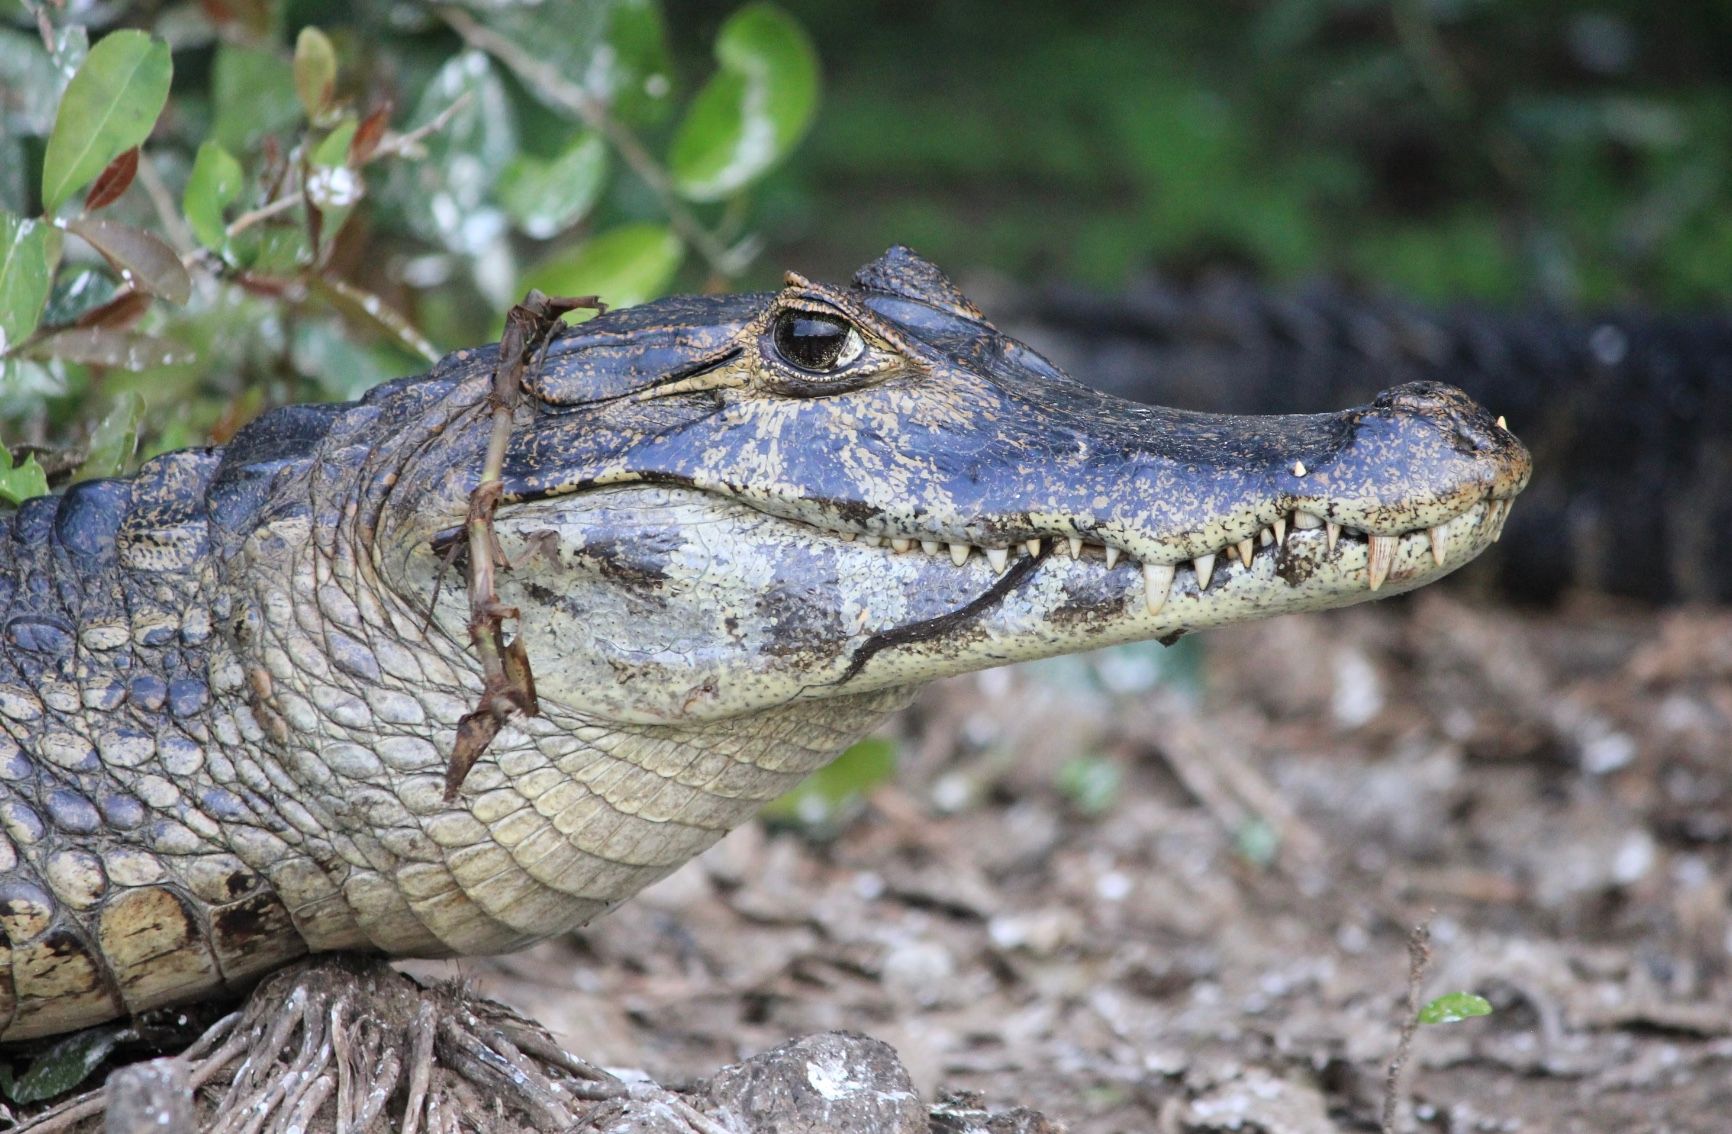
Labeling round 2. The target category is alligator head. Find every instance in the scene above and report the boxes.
[368,247,1529,725]
[225,247,1528,954]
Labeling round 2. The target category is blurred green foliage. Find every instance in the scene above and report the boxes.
[0,0,818,486]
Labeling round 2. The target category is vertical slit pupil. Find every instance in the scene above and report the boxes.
[775,311,850,371]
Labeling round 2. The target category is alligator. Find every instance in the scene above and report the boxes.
[1000,276,1730,605]
[0,247,1529,1043]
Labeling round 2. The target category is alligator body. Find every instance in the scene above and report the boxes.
[1003,278,1730,604]
[0,249,1529,1041]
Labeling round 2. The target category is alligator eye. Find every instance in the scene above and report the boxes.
[772,310,865,373]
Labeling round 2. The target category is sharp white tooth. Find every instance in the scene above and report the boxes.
[1273,515,1287,543]
[1142,563,1175,615]
[1292,460,1307,477]
[1237,538,1255,564]
[1367,533,1397,591]
[1259,527,1274,547]
[838,531,856,542]
[1496,415,1507,430]
[986,547,1010,572]
[1025,538,1042,557]
[1428,525,1446,566]
[1067,536,1083,558]
[862,535,883,547]
[1294,510,1324,530]
[1326,521,1340,551]
[1193,553,1216,589]
[921,540,941,555]
[891,537,914,553]
[949,542,971,566]
[1104,546,1121,570]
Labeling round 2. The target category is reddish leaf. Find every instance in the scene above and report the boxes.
[349,102,392,166]
[32,327,190,369]
[83,147,139,212]
[66,218,191,306]
[73,290,151,331]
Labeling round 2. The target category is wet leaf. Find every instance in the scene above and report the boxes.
[0,27,68,136]
[67,218,190,305]
[0,212,57,353]
[0,449,48,506]
[33,328,190,371]
[2,1026,122,1102]
[349,102,392,166]
[75,390,145,479]
[499,131,608,239]
[211,43,300,152]
[73,290,151,332]
[293,26,338,121]
[312,117,357,169]
[519,223,682,315]
[41,268,118,327]
[455,0,673,126]
[82,146,138,211]
[183,140,245,253]
[1419,992,1494,1025]
[669,3,818,202]
[386,50,516,255]
[41,30,172,213]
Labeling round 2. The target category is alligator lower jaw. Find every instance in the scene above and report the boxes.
[794,492,1513,614]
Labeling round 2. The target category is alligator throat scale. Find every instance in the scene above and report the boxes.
[0,248,1529,1041]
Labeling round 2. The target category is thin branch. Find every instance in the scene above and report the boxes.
[439,6,749,280]
[1381,913,1436,1134]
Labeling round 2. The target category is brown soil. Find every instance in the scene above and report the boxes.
[427,590,1732,1133]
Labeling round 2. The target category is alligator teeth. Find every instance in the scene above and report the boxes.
[861,535,883,547]
[1193,553,1216,589]
[1292,460,1307,477]
[1496,415,1507,430]
[1367,533,1398,591]
[1427,525,1446,566]
[838,531,856,542]
[1142,563,1175,615]
[1273,515,1287,543]
[1237,537,1255,564]
[1104,546,1121,570]
[1325,521,1341,551]
[921,539,942,555]
[986,547,1010,572]
[1025,538,1042,557]
[1067,536,1083,559]
[1259,526,1274,547]
[1294,510,1324,530]
[891,537,914,553]
[949,542,971,566]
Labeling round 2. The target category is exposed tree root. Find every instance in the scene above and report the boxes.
[9,956,1057,1133]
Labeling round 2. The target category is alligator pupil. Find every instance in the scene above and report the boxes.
[774,311,850,371]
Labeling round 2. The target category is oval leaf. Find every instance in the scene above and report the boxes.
[41,30,172,213]
[82,146,138,212]
[0,213,57,352]
[67,217,191,305]
[4,1025,122,1102]
[1418,992,1495,1025]
[0,449,48,508]
[182,141,244,253]
[519,223,683,315]
[33,327,191,371]
[499,131,608,239]
[293,26,337,121]
[77,390,146,479]
[668,3,818,202]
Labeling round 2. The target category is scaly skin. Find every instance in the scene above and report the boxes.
[0,249,1530,1041]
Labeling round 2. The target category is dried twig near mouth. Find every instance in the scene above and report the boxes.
[445,290,603,800]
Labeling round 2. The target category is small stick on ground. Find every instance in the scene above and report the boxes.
[1382,912,1436,1134]
[444,289,603,799]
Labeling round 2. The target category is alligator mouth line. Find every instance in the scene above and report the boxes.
[789,491,1516,614]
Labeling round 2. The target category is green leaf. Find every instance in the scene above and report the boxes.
[1419,992,1494,1025]
[519,223,683,314]
[2,1025,122,1102]
[76,390,144,480]
[312,117,357,169]
[499,131,608,239]
[669,3,819,202]
[40,30,172,213]
[384,50,516,256]
[293,26,337,121]
[1056,755,1122,815]
[211,44,300,152]
[183,141,244,253]
[763,736,898,830]
[0,212,57,353]
[33,328,190,372]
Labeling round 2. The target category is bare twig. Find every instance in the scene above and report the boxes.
[1382,913,1436,1134]
[439,6,750,279]
[444,290,601,799]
